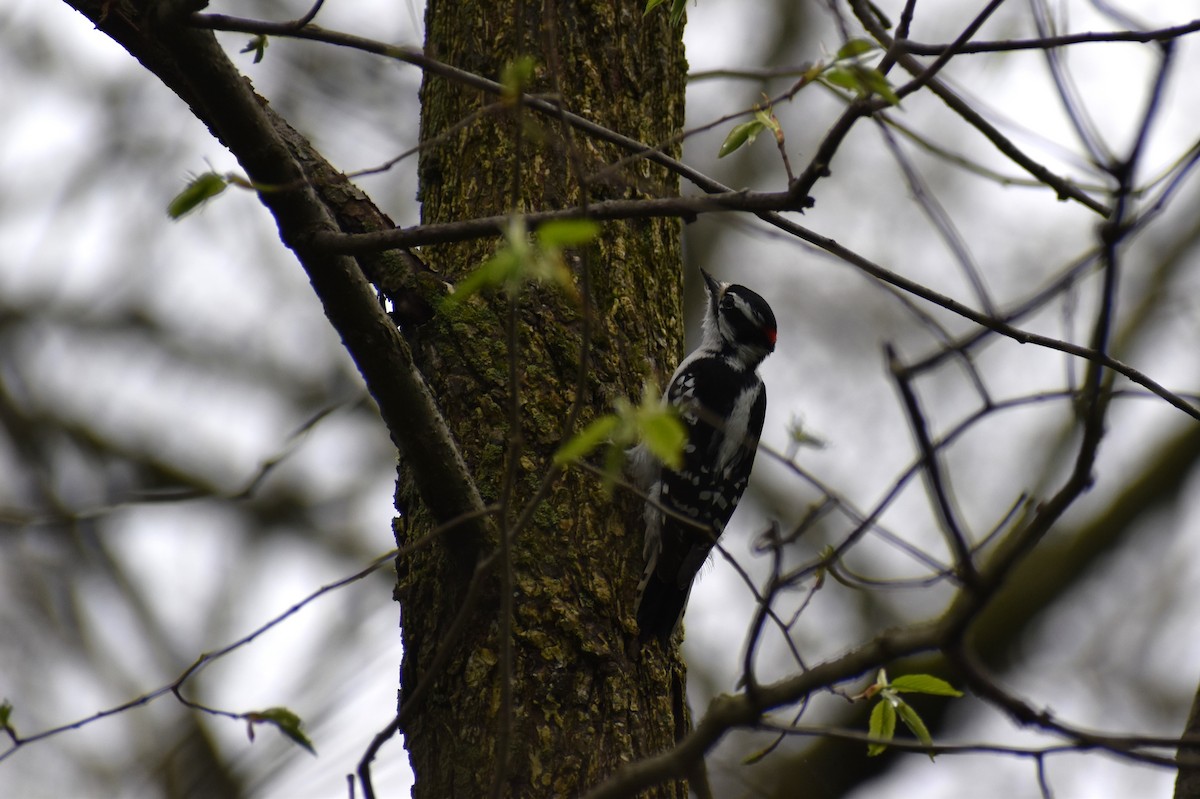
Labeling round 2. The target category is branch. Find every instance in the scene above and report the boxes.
[951,647,1183,769]
[189,9,1117,224]
[786,0,1010,206]
[896,19,1200,55]
[852,0,1112,216]
[1030,0,1113,165]
[186,8,1190,422]
[313,191,804,253]
[758,720,1184,768]
[760,213,1200,421]
[582,621,943,799]
[323,186,1198,428]
[308,192,1195,427]
[185,12,1200,424]
[189,12,730,196]
[0,546,397,761]
[873,117,997,315]
[885,344,978,585]
[1177,688,1200,798]
[66,0,488,539]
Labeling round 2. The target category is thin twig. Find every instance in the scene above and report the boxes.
[312,192,806,253]
[895,19,1200,55]
[0,530,489,763]
[1030,0,1113,165]
[885,344,979,585]
[874,118,997,316]
[851,0,1112,216]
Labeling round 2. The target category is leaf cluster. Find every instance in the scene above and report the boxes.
[554,381,687,490]
[718,38,900,160]
[861,670,964,758]
[443,217,598,309]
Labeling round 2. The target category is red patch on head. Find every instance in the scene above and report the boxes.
[765,327,777,345]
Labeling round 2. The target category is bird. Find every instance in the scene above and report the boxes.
[632,268,776,646]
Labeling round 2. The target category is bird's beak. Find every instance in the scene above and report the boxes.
[699,268,723,298]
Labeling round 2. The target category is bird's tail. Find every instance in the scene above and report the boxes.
[635,567,690,646]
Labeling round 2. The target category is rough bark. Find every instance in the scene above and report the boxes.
[395,2,690,797]
[1177,686,1200,799]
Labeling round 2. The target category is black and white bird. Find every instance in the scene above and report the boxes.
[632,269,777,645]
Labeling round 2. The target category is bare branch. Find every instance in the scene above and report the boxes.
[1030,0,1114,165]
[0,544,402,761]
[874,118,997,316]
[885,344,978,585]
[896,19,1200,55]
[313,191,806,253]
[66,0,489,541]
[852,0,1112,216]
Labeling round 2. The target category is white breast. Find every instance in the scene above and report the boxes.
[715,383,762,471]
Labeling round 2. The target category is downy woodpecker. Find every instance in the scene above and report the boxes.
[633,269,776,645]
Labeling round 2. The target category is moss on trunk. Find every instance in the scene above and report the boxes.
[395,1,692,796]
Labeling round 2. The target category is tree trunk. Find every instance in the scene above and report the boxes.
[395,2,690,796]
[1177,685,1200,799]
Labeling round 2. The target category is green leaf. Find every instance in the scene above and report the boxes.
[0,699,14,735]
[890,674,964,697]
[646,0,687,24]
[554,415,619,465]
[601,439,628,490]
[245,707,316,756]
[167,172,228,219]
[444,250,521,309]
[836,38,875,60]
[536,219,600,248]
[856,66,901,106]
[523,248,577,297]
[867,699,896,756]
[668,0,687,26]
[894,699,935,758]
[240,34,268,63]
[822,65,900,106]
[719,119,766,158]
[823,67,860,94]
[501,56,537,104]
[786,414,827,450]
[443,216,589,311]
[555,381,683,487]
[754,109,782,137]
[640,409,686,469]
